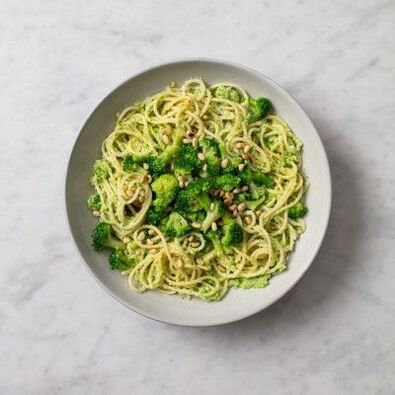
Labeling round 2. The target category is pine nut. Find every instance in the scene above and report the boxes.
[233,188,240,194]
[211,222,218,231]
[192,222,201,228]
[188,235,194,242]
[203,164,208,172]
[242,185,249,192]
[143,163,149,170]
[146,239,153,245]
[244,145,251,154]
[210,203,215,211]
[230,204,237,210]
[92,210,100,217]
[138,232,146,241]
[198,153,205,161]
[235,142,244,149]
[135,250,141,256]
[183,138,190,144]
[221,159,229,168]
[192,139,198,148]
[256,210,262,216]
[232,210,238,217]
[148,229,155,236]
[238,163,245,171]
[202,114,208,120]
[162,134,170,145]
[238,203,246,212]
[177,259,183,268]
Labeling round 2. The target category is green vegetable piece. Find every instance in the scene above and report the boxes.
[215,174,241,191]
[201,200,225,232]
[288,202,308,219]
[206,230,224,255]
[221,218,243,247]
[122,155,135,172]
[173,144,201,176]
[161,212,191,238]
[91,222,124,252]
[87,193,101,211]
[248,97,271,123]
[109,248,134,271]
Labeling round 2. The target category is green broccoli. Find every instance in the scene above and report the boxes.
[87,193,101,211]
[200,138,221,175]
[93,159,111,181]
[109,248,134,271]
[173,144,201,176]
[161,212,191,238]
[206,230,224,255]
[201,200,225,232]
[185,209,206,223]
[221,217,243,248]
[239,166,275,188]
[91,222,124,252]
[122,155,136,172]
[151,174,179,203]
[288,202,308,219]
[247,97,271,123]
[145,156,167,178]
[215,174,241,191]
[214,86,241,103]
[147,174,179,225]
[174,178,213,215]
[146,205,165,226]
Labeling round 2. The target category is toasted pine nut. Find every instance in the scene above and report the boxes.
[233,188,240,194]
[221,159,229,168]
[235,142,244,149]
[198,153,205,161]
[244,145,252,154]
[192,222,201,228]
[148,229,155,236]
[143,163,149,170]
[238,163,245,171]
[188,235,194,242]
[242,185,249,192]
[202,114,208,120]
[232,210,238,217]
[230,204,237,211]
[138,232,146,241]
[162,134,170,145]
[211,222,218,231]
[123,237,130,243]
[183,138,190,144]
[176,259,183,268]
[146,239,153,245]
[92,210,100,217]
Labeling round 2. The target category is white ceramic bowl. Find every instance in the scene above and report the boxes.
[65,59,331,326]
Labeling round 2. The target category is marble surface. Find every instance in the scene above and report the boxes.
[1,0,394,393]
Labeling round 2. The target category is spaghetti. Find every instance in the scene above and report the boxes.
[88,79,308,301]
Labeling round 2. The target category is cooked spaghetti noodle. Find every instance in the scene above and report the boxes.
[88,79,308,301]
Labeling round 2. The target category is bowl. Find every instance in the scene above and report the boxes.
[65,59,331,326]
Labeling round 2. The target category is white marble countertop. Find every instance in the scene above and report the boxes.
[1,0,394,393]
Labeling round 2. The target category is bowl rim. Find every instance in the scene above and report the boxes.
[65,57,332,327]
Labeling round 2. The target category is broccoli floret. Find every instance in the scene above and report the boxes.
[145,156,167,178]
[87,193,101,211]
[239,166,275,188]
[146,205,164,226]
[161,212,191,238]
[91,222,124,252]
[247,97,271,123]
[288,202,308,219]
[214,86,241,103]
[93,159,110,181]
[201,200,225,232]
[215,174,241,191]
[173,144,201,176]
[221,218,243,248]
[206,230,224,255]
[185,209,206,223]
[151,174,179,203]
[174,178,213,215]
[200,138,221,175]
[252,173,275,187]
[123,155,136,172]
[109,248,134,271]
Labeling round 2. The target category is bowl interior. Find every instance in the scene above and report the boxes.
[66,60,331,326]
